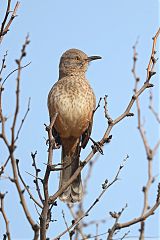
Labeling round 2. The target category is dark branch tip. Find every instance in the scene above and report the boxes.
[126,112,134,117]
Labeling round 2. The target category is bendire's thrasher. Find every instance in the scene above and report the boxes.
[48,49,101,203]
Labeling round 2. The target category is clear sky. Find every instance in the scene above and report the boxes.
[0,0,159,239]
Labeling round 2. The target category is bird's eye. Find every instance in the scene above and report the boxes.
[76,56,80,60]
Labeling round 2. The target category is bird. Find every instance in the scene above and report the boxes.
[48,48,101,203]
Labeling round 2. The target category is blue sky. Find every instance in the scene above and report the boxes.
[0,0,159,239]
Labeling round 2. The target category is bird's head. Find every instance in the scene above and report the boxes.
[59,48,101,78]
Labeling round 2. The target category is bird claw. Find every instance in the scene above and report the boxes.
[46,138,61,149]
[52,142,61,149]
[91,139,103,155]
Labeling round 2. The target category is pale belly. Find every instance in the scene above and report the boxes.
[54,93,94,138]
[48,77,96,138]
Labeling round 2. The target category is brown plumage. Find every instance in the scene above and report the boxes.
[48,49,101,203]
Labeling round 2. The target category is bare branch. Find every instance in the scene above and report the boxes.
[40,113,58,240]
[16,159,43,209]
[93,97,102,113]
[2,62,31,86]
[0,51,8,76]
[146,28,160,81]
[101,28,160,145]
[14,97,31,142]
[67,204,86,239]
[0,1,20,44]
[83,155,100,195]
[62,210,72,239]
[116,188,160,229]
[107,204,128,239]
[31,151,44,204]
[52,157,128,240]
[152,140,160,156]
[0,156,10,177]
[0,36,40,238]
[107,183,160,238]
[0,192,11,240]
[0,0,11,40]
[149,90,160,123]
[132,34,160,239]
[11,35,30,145]
[104,95,113,124]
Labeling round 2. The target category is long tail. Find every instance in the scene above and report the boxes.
[59,137,83,203]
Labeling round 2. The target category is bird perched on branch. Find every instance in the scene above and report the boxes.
[48,48,101,203]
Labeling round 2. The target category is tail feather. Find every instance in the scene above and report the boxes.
[59,137,83,203]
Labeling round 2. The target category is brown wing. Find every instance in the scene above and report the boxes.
[51,125,61,146]
[81,120,93,149]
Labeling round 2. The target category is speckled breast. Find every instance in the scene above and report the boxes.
[48,76,96,138]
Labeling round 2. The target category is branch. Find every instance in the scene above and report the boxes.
[14,97,31,143]
[132,35,160,239]
[62,210,72,240]
[0,0,11,40]
[0,1,20,44]
[40,113,58,240]
[107,183,160,238]
[0,192,11,240]
[149,90,160,123]
[67,203,86,240]
[0,36,40,238]
[16,159,43,209]
[0,156,10,177]
[0,51,8,76]
[107,204,128,239]
[31,151,44,204]
[146,28,160,81]
[2,62,31,86]
[11,35,30,145]
[117,187,160,229]
[52,156,128,240]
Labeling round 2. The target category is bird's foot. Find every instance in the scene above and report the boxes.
[46,138,61,149]
[90,137,104,155]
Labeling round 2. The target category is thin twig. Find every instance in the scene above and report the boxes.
[0,192,11,240]
[2,62,31,86]
[149,90,160,123]
[31,151,44,204]
[25,171,43,182]
[16,159,43,209]
[107,188,159,237]
[11,35,30,145]
[116,190,160,230]
[83,155,100,195]
[0,51,8,76]
[67,204,86,240]
[104,95,112,123]
[146,28,160,81]
[107,204,128,239]
[0,1,20,44]
[14,97,31,142]
[0,156,10,177]
[93,97,102,113]
[62,210,72,239]
[0,0,11,40]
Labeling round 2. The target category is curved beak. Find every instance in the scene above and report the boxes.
[87,56,102,62]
